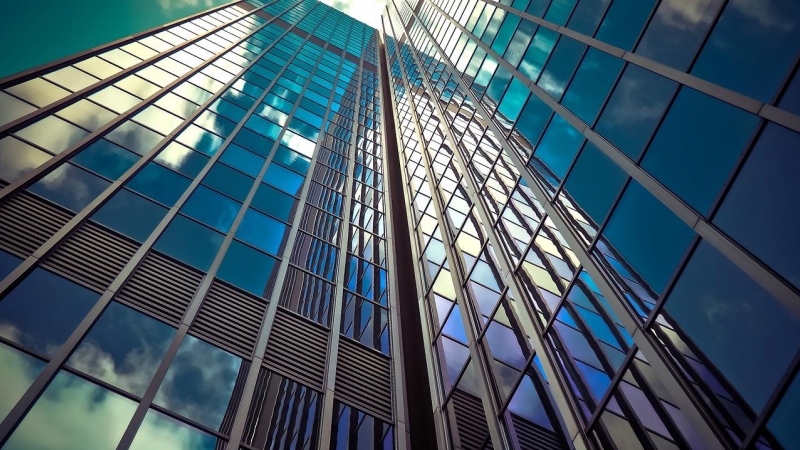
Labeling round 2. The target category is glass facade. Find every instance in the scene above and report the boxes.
[2,0,800,449]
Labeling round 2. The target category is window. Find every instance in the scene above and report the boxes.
[265,164,305,195]
[251,183,296,222]
[202,162,254,201]
[126,162,191,206]
[0,137,50,183]
[594,0,655,51]
[217,240,278,296]
[0,342,47,422]
[181,185,242,233]
[15,116,88,154]
[562,143,627,225]
[235,208,287,254]
[562,49,624,125]
[130,409,222,450]
[28,163,110,212]
[71,139,139,180]
[154,142,209,178]
[92,189,167,241]
[154,215,224,270]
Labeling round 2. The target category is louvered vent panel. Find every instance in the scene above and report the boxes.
[116,251,203,326]
[0,192,73,257]
[40,223,138,292]
[335,338,393,422]
[451,389,490,450]
[0,180,8,190]
[512,414,566,450]
[189,280,267,358]
[264,308,328,389]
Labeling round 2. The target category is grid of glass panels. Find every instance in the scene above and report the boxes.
[384,0,800,448]
[0,1,398,449]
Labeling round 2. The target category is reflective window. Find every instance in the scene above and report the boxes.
[154,335,242,430]
[715,124,800,290]
[331,402,394,450]
[641,88,759,213]
[130,409,223,450]
[0,249,22,280]
[233,127,275,157]
[15,116,88,154]
[235,208,287,255]
[0,341,46,423]
[518,27,558,82]
[768,370,800,450]
[154,215,225,271]
[127,162,191,207]
[71,139,139,180]
[68,302,175,396]
[202,163,254,201]
[217,240,278,296]
[595,65,677,161]
[154,142,209,178]
[0,92,36,126]
[176,124,225,156]
[538,36,586,101]
[0,268,98,356]
[106,121,164,156]
[635,0,724,71]
[691,0,800,102]
[532,114,584,185]
[0,137,50,183]
[56,99,116,132]
[6,78,69,107]
[251,183,296,222]
[2,370,137,450]
[273,145,311,174]
[92,189,168,242]
[594,0,655,51]
[28,163,110,212]
[562,49,623,125]
[563,143,626,225]
[220,144,265,177]
[665,241,800,410]
[566,0,610,36]
[602,181,694,294]
[779,69,800,116]
[265,164,304,195]
[181,185,242,233]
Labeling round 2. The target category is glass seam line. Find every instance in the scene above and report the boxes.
[425,0,800,321]
[402,1,728,448]
[0,4,311,446]
[384,10,512,449]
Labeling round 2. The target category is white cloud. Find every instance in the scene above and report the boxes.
[157,0,216,12]
[319,0,387,28]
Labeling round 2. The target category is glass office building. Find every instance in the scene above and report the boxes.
[1,0,800,449]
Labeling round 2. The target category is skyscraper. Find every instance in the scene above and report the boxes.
[0,0,799,449]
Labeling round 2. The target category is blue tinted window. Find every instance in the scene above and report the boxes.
[92,189,167,242]
[538,36,586,100]
[0,249,21,281]
[251,183,296,221]
[641,88,759,213]
[265,164,304,196]
[691,0,800,102]
[235,208,287,255]
[504,20,536,67]
[220,144,264,177]
[635,0,724,71]
[519,27,558,81]
[544,0,577,26]
[106,121,164,156]
[195,111,237,138]
[154,142,209,178]
[714,124,800,290]
[567,0,611,36]
[154,216,224,270]
[210,98,247,123]
[68,302,175,396]
[594,0,656,50]
[217,240,278,295]
[563,143,626,225]
[28,163,110,212]
[176,124,225,156]
[233,127,274,157]
[665,241,800,410]
[0,268,98,356]
[514,94,553,148]
[532,114,584,182]
[202,163,254,201]
[181,186,242,233]
[769,371,800,450]
[245,115,282,141]
[154,335,242,430]
[602,181,694,294]
[562,49,624,125]
[273,146,311,174]
[130,409,222,450]
[127,162,191,207]
[497,78,529,123]
[0,342,46,423]
[779,69,800,116]
[71,139,139,180]
[595,65,677,160]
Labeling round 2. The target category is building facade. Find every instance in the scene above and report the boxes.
[1,0,800,449]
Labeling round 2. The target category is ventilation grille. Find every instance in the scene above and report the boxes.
[40,223,138,293]
[0,192,73,257]
[189,280,267,358]
[512,414,566,450]
[335,338,393,422]
[116,251,203,326]
[451,389,490,450]
[264,308,328,389]
[0,180,8,190]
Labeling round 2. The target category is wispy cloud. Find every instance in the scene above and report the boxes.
[319,0,387,28]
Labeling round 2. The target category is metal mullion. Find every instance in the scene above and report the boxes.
[386,11,512,450]
[382,29,453,449]
[224,24,355,450]
[430,0,800,330]
[0,0,300,206]
[410,1,729,449]
[741,351,800,448]
[479,0,800,133]
[0,0,247,89]
[317,56,367,450]
[0,1,281,137]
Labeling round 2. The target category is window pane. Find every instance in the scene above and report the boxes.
[0,268,98,356]
[28,163,110,212]
[235,208,287,255]
[538,36,586,101]
[71,139,139,180]
[176,124,225,156]
[154,142,209,178]
[202,163,254,201]
[0,92,36,127]
[251,183,296,222]
[181,185,242,233]
[272,145,311,174]
[217,240,278,296]
[714,124,800,290]
[154,215,224,270]
[220,144,265,177]
[264,164,304,195]
[56,99,116,132]
[154,335,242,430]
[126,162,191,207]
[106,121,164,156]
[601,181,694,294]
[532,114,584,183]
[562,48,624,125]
[92,189,168,242]
[130,409,223,450]
[768,370,800,450]
[664,241,800,410]
[641,88,759,213]
[2,371,137,450]
[68,302,175,396]
[562,142,627,225]
[0,341,47,423]
[594,0,655,51]
[15,116,88,154]
[0,137,50,183]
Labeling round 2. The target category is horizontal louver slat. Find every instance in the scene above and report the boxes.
[334,338,393,422]
[263,309,328,389]
[0,193,72,257]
